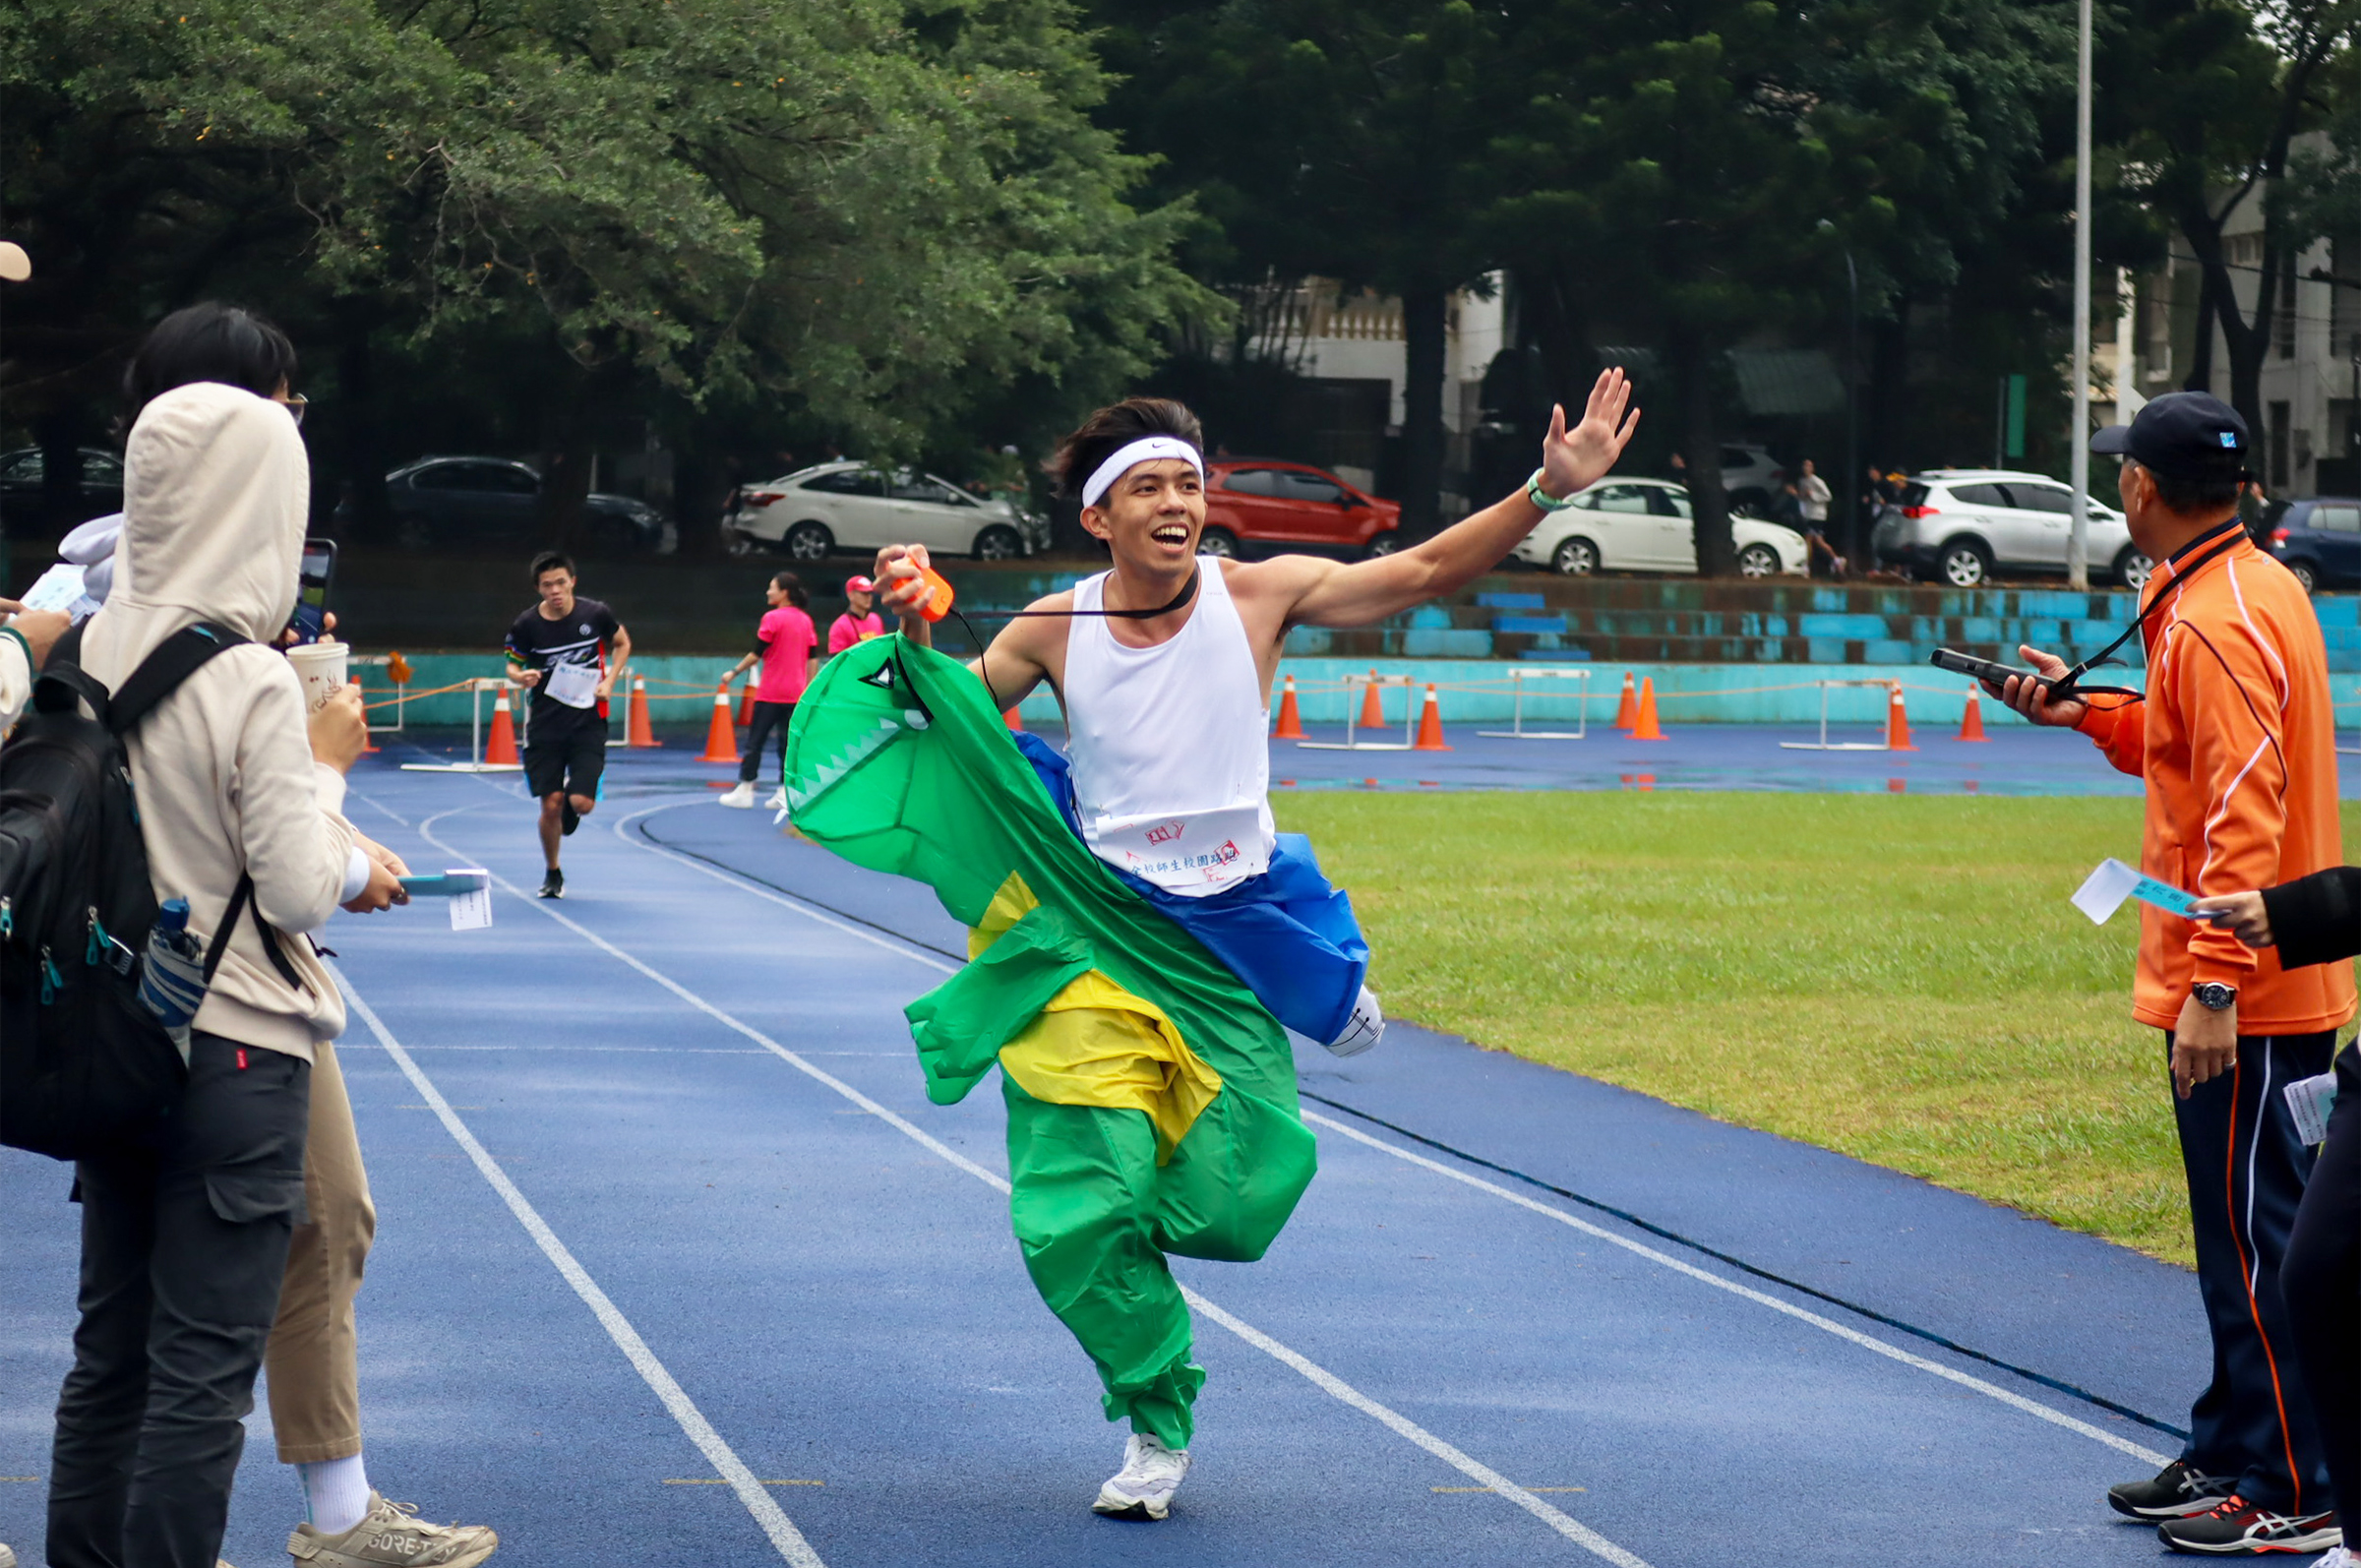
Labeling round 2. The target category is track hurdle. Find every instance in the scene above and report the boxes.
[1476,667,1592,740]
[398,678,526,773]
[1779,679,1908,752]
[1298,672,1419,751]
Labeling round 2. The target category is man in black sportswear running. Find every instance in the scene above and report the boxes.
[505,550,631,898]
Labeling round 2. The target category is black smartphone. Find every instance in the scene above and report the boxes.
[1929,646,2046,692]
[288,539,336,644]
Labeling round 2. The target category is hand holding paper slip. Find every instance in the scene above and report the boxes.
[395,869,493,931]
[2071,857,2222,925]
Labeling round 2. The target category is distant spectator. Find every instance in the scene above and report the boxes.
[718,571,817,811]
[1771,480,1803,527]
[827,575,884,656]
[1795,458,1832,525]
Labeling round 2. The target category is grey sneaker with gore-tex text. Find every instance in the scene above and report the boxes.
[287,1493,498,1566]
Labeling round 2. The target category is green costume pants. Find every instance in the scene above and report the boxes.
[1001,1075,1318,1451]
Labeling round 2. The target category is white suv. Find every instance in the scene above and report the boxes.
[1870,469,2148,588]
[725,461,1048,562]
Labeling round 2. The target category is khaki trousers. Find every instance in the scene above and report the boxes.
[264,1038,375,1463]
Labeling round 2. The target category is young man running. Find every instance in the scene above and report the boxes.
[843,372,1635,1519]
[504,552,631,899]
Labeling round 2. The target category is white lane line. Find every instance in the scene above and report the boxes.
[596,797,2177,1472]
[406,806,1652,1566]
[331,965,827,1568]
[1301,1110,2173,1467]
[610,802,958,976]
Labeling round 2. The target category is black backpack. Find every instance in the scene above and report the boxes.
[0,621,304,1161]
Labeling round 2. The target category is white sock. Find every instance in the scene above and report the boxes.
[297,1453,373,1536]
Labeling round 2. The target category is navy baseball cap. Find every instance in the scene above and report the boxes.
[2089,392,2249,480]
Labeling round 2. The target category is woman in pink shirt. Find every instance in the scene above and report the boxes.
[719,573,817,808]
[826,573,885,656]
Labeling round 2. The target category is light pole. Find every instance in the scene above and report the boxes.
[1844,248,1860,563]
[1819,219,1862,561]
[2068,0,2093,591]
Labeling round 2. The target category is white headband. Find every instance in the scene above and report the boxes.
[1080,436,1204,510]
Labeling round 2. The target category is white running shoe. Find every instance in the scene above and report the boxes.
[764,787,787,812]
[1092,1432,1190,1520]
[2314,1548,2354,1568]
[1324,985,1385,1056]
[716,782,756,809]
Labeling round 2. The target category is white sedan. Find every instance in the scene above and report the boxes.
[1512,477,1809,578]
[725,460,1048,563]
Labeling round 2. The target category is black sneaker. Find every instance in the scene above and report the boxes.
[538,868,565,900]
[2111,1460,2233,1520]
[2157,1495,2339,1555]
[561,798,580,836]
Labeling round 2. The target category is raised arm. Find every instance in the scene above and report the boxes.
[871,543,1061,711]
[1247,369,1637,631]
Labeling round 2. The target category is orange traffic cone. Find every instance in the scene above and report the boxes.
[1004,706,1025,733]
[1613,671,1639,731]
[700,685,741,764]
[737,675,758,727]
[1358,670,1386,730]
[485,687,520,765]
[1411,684,1452,752]
[1885,684,1917,752]
[627,676,659,747]
[1956,686,1988,742]
[1272,675,1306,740]
[1629,677,1665,740]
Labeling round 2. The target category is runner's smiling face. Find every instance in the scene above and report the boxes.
[1082,457,1204,573]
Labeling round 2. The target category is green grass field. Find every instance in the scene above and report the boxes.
[1274,793,2361,1269]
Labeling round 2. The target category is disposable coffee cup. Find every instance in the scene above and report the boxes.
[285,638,349,712]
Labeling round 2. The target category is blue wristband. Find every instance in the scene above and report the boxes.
[1526,469,1578,512]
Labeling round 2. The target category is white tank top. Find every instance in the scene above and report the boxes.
[1063,560,1274,897]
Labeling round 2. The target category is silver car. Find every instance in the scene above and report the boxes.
[725,461,1048,562]
[1871,469,2149,589]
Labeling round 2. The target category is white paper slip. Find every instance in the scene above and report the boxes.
[450,878,493,932]
[13,561,86,615]
[2071,857,2206,924]
[543,659,600,709]
[2283,1070,2337,1147]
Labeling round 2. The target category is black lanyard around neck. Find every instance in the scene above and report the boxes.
[2051,518,2244,702]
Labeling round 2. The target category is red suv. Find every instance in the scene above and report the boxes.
[1200,459,1401,559]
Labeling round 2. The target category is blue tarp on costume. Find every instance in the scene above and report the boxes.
[1012,732,1369,1045]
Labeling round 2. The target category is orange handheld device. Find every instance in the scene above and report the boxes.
[894,567,954,624]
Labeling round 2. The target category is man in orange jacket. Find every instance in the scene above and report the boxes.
[2002,393,2351,1558]
[1999,392,2354,1557]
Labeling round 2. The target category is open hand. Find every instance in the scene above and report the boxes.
[1994,644,2087,729]
[1538,369,1641,500]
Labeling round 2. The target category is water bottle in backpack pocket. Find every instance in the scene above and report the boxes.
[138,897,208,1064]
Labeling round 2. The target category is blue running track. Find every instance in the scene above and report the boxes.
[1,744,2230,1566]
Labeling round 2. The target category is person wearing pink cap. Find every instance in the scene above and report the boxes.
[826,575,884,657]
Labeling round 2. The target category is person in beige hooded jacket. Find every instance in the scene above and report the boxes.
[42,376,395,1568]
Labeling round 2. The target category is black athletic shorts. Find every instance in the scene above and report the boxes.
[525,718,607,801]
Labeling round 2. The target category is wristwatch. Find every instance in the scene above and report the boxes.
[2192,982,2238,1012]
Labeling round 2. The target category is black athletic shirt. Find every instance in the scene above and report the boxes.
[505,596,622,734]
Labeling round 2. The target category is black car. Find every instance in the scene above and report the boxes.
[351,456,665,552]
[2261,496,2360,593]
[0,446,125,529]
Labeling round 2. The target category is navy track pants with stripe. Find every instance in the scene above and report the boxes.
[2169,1029,2335,1515]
